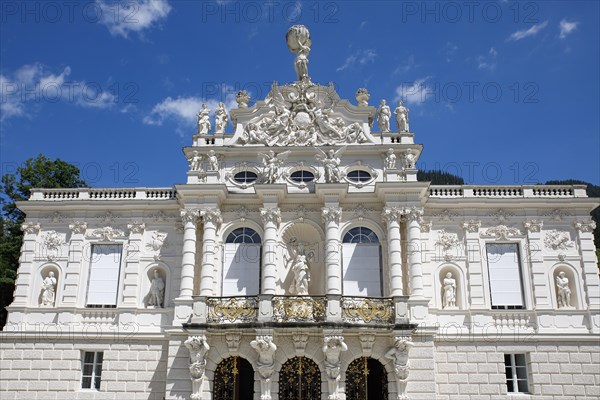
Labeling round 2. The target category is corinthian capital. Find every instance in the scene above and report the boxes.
[21,222,41,235]
[404,207,424,223]
[260,207,281,226]
[321,207,342,224]
[180,208,200,224]
[201,208,222,226]
[69,221,87,234]
[381,207,403,225]
[574,220,596,233]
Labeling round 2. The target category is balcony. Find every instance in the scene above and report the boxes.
[190,295,401,327]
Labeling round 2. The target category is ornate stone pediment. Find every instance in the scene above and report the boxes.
[228,81,377,147]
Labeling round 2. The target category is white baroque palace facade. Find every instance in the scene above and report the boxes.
[2,26,600,400]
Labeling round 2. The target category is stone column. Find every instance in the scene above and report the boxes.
[11,222,40,306]
[199,209,222,296]
[383,207,404,296]
[322,207,342,295]
[405,208,424,298]
[179,208,200,299]
[574,220,599,307]
[260,207,281,294]
[123,221,145,306]
[63,221,86,305]
[462,219,484,308]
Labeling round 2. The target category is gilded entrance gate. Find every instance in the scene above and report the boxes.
[345,357,388,400]
[213,356,254,400]
[279,356,321,400]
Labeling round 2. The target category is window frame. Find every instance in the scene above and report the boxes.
[233,170,258,184]
[504,353,529,394]
[85,243,124,308]
[81,351,104,390]
[485,242,526,310]
[289,169,315,183]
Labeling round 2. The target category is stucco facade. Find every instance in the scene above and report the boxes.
[1,25,599,400]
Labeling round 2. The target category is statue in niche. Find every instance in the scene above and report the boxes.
[394,99,410,132]
[286,25,312,82]
[214,102,228,133]
[207,150,220,171]
[187,151,203,172]
[315,147,345,183]
[556,271,572,308]
[148,269,165,308]
[197,104,211,134]
[250,336,277,400]
[323,336,348,399]
[442,272,457,309]
[41,271,57,306]
[377,99,391,132]
[384,148,397,170]
[258,150,290,184]
[287,238,314,295]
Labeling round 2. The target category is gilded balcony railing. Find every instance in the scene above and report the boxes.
[341,297,394,324]
[272,296,326,323]
[206,296,258,323]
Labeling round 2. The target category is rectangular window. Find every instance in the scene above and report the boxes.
[342,243,382,297]
[486,243,525,309]
[81,351,103,390]
[86,244,123,307]
[504,354,529,393]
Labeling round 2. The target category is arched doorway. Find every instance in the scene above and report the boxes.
[346,357,388,400]
[213,356,254,400]
[279,356,321,400]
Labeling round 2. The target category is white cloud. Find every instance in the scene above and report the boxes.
[143,87,237,135]
[394,77,431,106]
[443,42,458,63]
[96,0,171,38]
[0,63,118,122]
[336,49,377,72]
[393,55,417,75]
[559,19,579,39]
[507,21,548,41]
[478,47,498,70]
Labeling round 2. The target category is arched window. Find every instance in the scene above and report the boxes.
[226,227,261,244]
[222,228,261,296]
[279,357,321,400]
[346,357,388,400]
[343,227,379,243]
[213,356,254,400]
[342,227,382,296]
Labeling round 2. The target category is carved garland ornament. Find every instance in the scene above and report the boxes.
[544,230,574,251]
[43,231,65,260]
[480,225,522,240]
[87,227,126,241]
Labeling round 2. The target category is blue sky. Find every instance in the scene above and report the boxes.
[1,0,598,188]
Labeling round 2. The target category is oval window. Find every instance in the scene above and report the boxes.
[290,170,315,183]
[347,170,372,183]
[233,171,258,184]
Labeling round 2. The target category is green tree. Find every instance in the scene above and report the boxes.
[418,169,465,185]
[1,154,88,329]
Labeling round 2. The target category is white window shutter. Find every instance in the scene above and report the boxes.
[486,243,524,306]
[86,245,123,306]
[222,243,260,296]
[342,243,381,296]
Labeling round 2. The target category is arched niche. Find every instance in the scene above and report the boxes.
[549,264,583,310]
[278,356,322,400]
[280,222,325,295]
[140,263,170,308]
[35,263,62,307]
[435,263,467,310]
